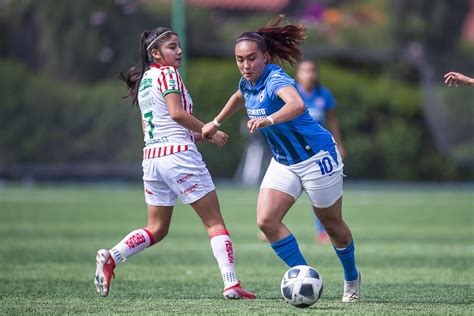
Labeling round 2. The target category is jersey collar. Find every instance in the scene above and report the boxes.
[150,63,163,69]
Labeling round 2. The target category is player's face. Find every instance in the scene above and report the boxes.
[235,41,268,84]
[296,61,317,90]
[151,35,182,68]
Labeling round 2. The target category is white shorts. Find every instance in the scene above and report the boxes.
[260,147,344,208]
[142,145,215,206]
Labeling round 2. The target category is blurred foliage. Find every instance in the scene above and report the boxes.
[0,0,473,180]
[1,58,472,180]
[0,60,142,164]
[1,0,170,81]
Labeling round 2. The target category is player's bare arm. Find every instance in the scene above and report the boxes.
[247,86,306,133]
[202,90,245,139]
[165,92,205,132]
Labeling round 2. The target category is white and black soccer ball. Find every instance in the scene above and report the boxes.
[280,265,323,308]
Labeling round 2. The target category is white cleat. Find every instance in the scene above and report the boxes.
[342,272,361,303]
[94,249,116,297]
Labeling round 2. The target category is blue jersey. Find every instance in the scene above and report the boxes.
[298,85,335,126]
[239,64,335,166]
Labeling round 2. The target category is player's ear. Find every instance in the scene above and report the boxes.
[150,49,162,62]
[263,52,269,64]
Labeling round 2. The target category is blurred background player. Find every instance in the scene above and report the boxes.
[444,71,474,87]
[202,16,361,303]
[297,60,346,244]
[94,27,255,300]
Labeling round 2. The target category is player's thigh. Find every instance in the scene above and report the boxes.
[313,195,343,225]
[257,188,295,225]
[258,159,301,223]
[143,158,178,206]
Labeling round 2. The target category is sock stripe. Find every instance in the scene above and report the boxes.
[209,229,229,239]
[143,227,155,246]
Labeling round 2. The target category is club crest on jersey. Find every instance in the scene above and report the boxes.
[259,90,265,103]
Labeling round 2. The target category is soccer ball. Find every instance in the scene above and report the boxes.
[280,265,323,308]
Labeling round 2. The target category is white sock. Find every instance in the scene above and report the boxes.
[109,228,155,265]
[210,229,239,289]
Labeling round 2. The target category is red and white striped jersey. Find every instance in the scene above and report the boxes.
[137,64,194,151]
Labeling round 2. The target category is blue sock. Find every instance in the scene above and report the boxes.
[271,234,308,267]
[334,240,358,281]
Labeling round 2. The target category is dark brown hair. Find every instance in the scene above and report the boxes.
[236,15,306,66]
[120,27,177,106]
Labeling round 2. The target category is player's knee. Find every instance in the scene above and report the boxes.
[147,225,169,243]
[257,216,277,234]
[324,221,351,245]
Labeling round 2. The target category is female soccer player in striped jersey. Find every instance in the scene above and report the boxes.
[202,16,361,303]
[94,27,255,300]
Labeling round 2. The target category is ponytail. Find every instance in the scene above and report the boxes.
[120,28,176,106]
[236,15,306,67]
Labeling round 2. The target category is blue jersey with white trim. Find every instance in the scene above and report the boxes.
[239,64,335,165]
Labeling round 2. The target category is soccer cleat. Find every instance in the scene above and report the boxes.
[342,272,361,303]
[94,249,116,297]
[223,282,256,299]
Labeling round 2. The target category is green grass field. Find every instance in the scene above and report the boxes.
[0,183,472,314]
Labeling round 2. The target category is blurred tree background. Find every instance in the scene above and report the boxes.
[0,0,473,181]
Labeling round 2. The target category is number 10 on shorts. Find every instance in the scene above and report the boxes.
[316,157,333,175]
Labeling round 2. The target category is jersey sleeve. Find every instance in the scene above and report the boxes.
[322,87,336,110]
[267,72,295,100]
[157,67,182,97]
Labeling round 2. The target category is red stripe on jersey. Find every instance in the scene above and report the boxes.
[163,147,167,156]
[185,145,188,151]
[147,149,152,158]
[152,148,157,158]
[175,73,186,112]
[161,67,169,91]
[170,146,174,154]
[157,77,163,94]
[177,75,188,113]
[157,147,162,157]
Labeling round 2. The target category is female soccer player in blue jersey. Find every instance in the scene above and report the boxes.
[202,16,360,303]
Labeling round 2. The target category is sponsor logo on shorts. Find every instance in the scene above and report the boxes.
[124,232,146,249]
[145,188,153,195]
[176,174,194,184]
[180,183,199,195]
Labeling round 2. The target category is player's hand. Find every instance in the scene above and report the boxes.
[202,122,219,139]
[247,117,272,133]
[444,72,471,87]
[209,131,229,148]
[193,132,203,143]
